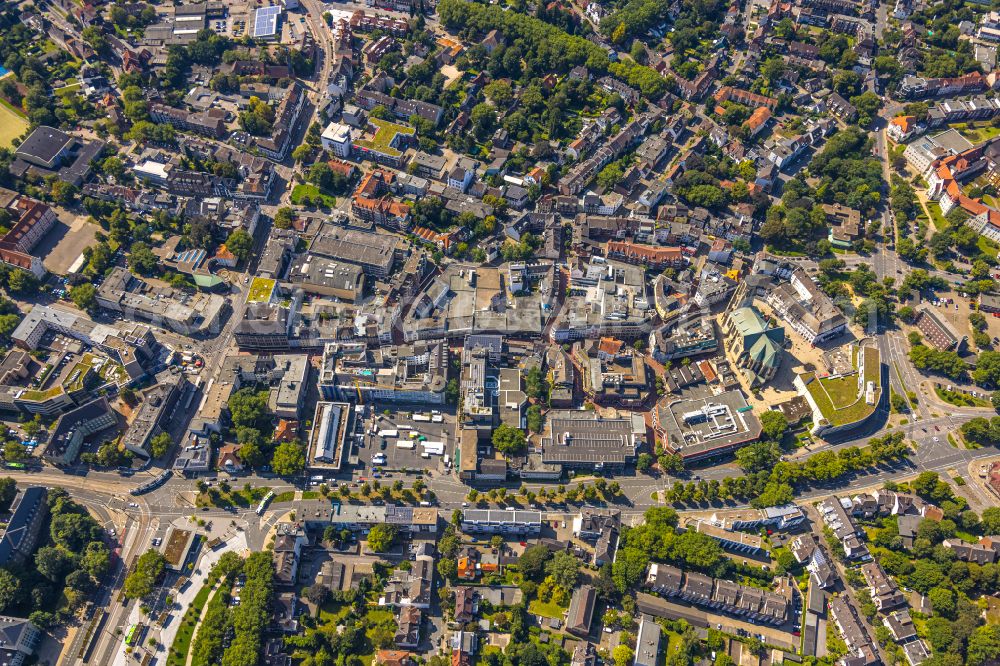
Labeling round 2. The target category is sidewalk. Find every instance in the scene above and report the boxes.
[111,528,249,666]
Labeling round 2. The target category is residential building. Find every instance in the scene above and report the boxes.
[0,487,48,567]
[0,188,59,278]
[460,509,542,535]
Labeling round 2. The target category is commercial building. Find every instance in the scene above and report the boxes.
[319,341,449,405]
[10,125,104,186]
[539,410,644,472]
[96,268,226,335]
[308,401,354,471]
[44,397,117,466]
[321,122,353,157]
[351,118,416,168]
[251,5,282,40]
[795,344,882,438]
[656,390,762,463]
[310,224,402,279]
[161,526,199,572]
[121,377,182,457]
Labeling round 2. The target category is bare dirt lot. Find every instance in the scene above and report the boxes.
[38,209,100,274]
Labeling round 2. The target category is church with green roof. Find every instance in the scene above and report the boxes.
[722,306,785,388]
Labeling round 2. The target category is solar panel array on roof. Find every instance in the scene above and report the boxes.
[252,5,281,38]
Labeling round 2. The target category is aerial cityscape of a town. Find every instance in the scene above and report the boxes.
[10,0,1000,665]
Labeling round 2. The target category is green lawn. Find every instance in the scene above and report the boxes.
[290,183,337,208]
[0,99,28,150]
[167,577,225,666]
[935,387,990,408]
[273,491,295,503]
[927,201,950,231]
[197,485,273,508]
[986,597,1000,624]
[665,631,683,654]
[979,236,1000,259]
[528,598,566,619]
[951,123,1000,144]
[302,491,320,500]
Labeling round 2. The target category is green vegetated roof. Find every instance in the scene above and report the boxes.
[801,345,881,426]
[20,385,65,402]
[247,276,276,303]
[353,118,415,158]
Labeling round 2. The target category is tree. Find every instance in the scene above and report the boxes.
[493,424,526,456]
[545,551,580,589]
[735,440,780,474]
[123,549,166,599]
[149,432,171,459]
[984,506,1000,533]
[225,229,253,264]
[35,546,75,582]
[612,645,634,666]
[658,452,684,474]
[6,269,38,295]
[273,207,295,229]
[81,541,110,578]
[968,625,1000,665]
[305,583,330,606]
[0,478,15,513]
[751,481,794,508]
[69,283,97,312]
[519,544,551,580]
[228,388,269,430]
[0,569,20,612]
[271,442,306,477]
[366,524,397,552]
[927,587,956,619]
[3,442,25,462]
[759,410,788,441]
[636,453,653,473]
[128,242,158,275]
[524,367,547,400]
[526,405,543,433]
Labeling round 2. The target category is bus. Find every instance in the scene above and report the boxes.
[255,490,275,516]
[125,624,142,647]
[5,463,24,470]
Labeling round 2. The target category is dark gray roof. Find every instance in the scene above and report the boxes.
[0,487,47,566]
[16,126,73,164]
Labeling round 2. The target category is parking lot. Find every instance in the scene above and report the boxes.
[358,407,454,476]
